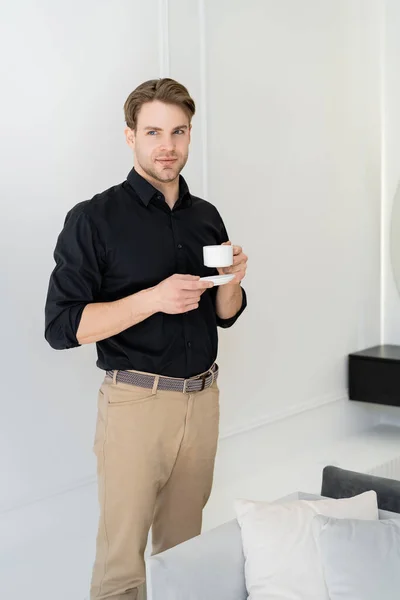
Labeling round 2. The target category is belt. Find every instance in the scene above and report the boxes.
[106,364,219,394]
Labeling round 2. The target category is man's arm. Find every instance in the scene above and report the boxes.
[45,208,104,349]
[76,275,212,345]
[45,208,212,349]
[76,288,157,345]
[215,242,248,322]
[215,283,244,321]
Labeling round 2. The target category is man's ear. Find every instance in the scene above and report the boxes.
[124,127,135,149]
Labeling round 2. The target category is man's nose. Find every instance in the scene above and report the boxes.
[159,135,175,151]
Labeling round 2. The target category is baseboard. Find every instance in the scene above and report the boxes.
[0,474,97,516]
[1,389,348,515]
[219,389,347,439]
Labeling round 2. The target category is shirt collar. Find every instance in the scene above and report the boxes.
[127,168,192,208]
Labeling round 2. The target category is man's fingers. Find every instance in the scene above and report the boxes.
[223,264,247,274]
[222,242,243,256]
[233,253,248,265]
[185,297,201,307]
[183,291,203,300]
[175,274,200,281]
[185,303,200,312]
[180,280,213,291]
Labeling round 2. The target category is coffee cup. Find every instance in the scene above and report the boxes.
[203,244,233,268]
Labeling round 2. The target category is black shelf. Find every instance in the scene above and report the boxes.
[349,345,400,408]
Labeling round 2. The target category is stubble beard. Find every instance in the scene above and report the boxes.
[136,153,188,185]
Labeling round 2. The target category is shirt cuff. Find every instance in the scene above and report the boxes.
[45,303,86,350]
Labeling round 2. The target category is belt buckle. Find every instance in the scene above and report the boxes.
[200,373,207,391]
[186,369,212,393]
[200,368,213,391]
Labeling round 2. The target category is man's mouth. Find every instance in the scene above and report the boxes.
[156,158,177,166]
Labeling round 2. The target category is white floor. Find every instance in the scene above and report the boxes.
[0,484,97,600]
[2,408,400,600]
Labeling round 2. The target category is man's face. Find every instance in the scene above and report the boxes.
[126,100,191,184]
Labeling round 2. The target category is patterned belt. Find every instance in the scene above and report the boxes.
[106,364,219,394]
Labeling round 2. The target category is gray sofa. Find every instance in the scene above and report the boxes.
[146,467,400,600]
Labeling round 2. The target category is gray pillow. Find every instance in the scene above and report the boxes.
[314,515,400,600]
[321,465,400,513]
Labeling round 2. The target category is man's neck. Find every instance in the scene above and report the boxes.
[135,165,179,209]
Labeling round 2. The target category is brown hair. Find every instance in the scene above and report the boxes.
[124,78,196,130]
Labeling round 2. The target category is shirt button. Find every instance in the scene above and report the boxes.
[187,341,192,348]
[178,244,183,249]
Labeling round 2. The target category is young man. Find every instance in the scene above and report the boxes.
[45,78,247,600]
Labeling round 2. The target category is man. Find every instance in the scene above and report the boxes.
[45,78,247,600]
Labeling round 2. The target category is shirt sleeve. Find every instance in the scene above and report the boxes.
[44,208,105,350]
[212,215,247,329]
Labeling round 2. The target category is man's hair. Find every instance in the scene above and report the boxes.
[124,78,196,130]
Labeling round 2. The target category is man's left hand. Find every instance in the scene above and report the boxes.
[217,242,248,284]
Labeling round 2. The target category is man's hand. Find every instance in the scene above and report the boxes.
[217,242,248,284]
[153,274,213,314]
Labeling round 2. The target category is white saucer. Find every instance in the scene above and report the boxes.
[200,274,235,286]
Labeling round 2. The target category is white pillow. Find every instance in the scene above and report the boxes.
[313,515,400,600]
[235,491,378,600]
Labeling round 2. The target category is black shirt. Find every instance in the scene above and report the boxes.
[44,168,247,378]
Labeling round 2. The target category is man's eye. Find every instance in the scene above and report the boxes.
[147,131,157,135]
[174,129,184,135]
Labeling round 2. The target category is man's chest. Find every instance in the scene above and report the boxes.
[101,206,222,291]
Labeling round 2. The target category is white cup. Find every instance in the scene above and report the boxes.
[203,244,233,268]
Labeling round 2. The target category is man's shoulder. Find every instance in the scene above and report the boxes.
[191,194,222,218]
[64,181,128,224]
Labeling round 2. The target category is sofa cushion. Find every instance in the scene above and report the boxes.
[314,515,400,600]
[235,491,378,600]
[146,520,247,600]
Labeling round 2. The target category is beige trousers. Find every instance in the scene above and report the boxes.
[90,373,220,600]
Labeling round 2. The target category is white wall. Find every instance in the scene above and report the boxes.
[383,0,400,342]
[0,0,163,511]
[202,0,382,434]
[1,0,385,512]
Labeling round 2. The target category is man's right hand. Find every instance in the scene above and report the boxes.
[152,274,214,315]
